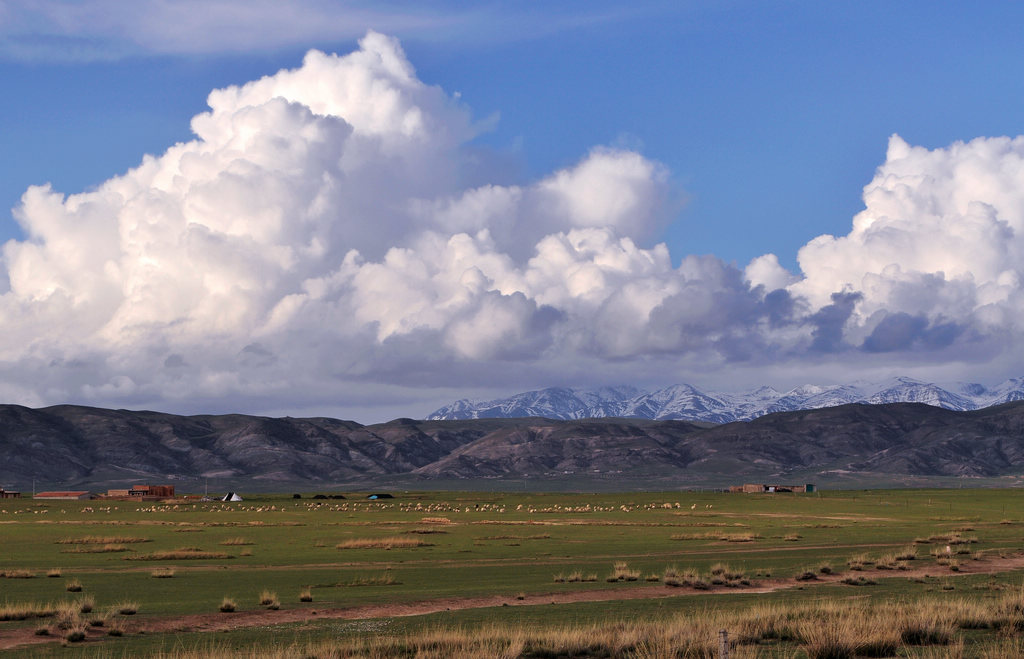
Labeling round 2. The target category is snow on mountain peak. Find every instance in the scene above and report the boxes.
[426,377,1023,422]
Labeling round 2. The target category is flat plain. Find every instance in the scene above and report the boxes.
[2,488,1024,657]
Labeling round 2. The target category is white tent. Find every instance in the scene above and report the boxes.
[221,492,243,502]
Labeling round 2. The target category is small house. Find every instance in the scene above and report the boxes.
[0,488,20,499]
[736,483,815,494]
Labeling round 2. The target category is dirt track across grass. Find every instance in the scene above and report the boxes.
[4,551,1024,652]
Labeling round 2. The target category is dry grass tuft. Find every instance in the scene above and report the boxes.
[128,548,233,560]
[65,578,82,592]
[76,596,94,614]
[336,537,431,550]
[2,569,35,579]
[56,535,150,544]
[342,571,399,587]
[299,587,313,602]
[0,601,57,621]
[606,561,640,582]
[219,537,253,546]
[151,568,176,578]
[847,552,873,571]
[61,543,131,553]
[719,532,760,542]
[219,597,236,613]
[841,575,876,586]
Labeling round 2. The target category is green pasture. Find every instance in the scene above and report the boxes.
[1,488,1023,656]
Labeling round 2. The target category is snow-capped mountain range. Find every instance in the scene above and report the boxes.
[427,377,1024,423]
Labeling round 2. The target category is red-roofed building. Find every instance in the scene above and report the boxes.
[34,491,91,500]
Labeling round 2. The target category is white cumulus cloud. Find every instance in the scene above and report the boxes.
[792,134,1024,354]
[3,32,1024,419]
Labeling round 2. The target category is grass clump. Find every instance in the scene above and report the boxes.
[65,578,82,592]
[116,602,138,615]
[258,590,276,606]
[128,547,233,560]
[336,537,431,549]
[61,543,132,553]
[46,568,62,578]
[299,587,313,602]
[150,567,176,578]
[56,535,150,544]
[219,537,253,546]
[841,575,877,586]
[219,597,236,613]
[77,596,94,614]
[847,553,873,571]
[3,569,35,578]
[0,601,57,621]
[663,566,710,590]
[719,532,759,542]
[343,571,399,587]
[606,561,640,582]
[63,627,87,643]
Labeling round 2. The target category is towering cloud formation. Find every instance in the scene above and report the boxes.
[2,32,1023,416]
[794,135,1024,355]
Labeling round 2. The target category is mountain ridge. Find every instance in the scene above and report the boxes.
[427,376,1024,423]
[3,401,1024,490]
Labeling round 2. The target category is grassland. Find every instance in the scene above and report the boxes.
[0,488,1023,656]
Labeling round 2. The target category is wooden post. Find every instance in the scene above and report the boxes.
[719,628,729,659]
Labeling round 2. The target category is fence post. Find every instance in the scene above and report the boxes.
[719,628,729,659]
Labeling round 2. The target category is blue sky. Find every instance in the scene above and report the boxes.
[2,1,1024,420]
[6,2,1022,268]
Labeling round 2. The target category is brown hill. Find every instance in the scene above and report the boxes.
[1,403,1023,490]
